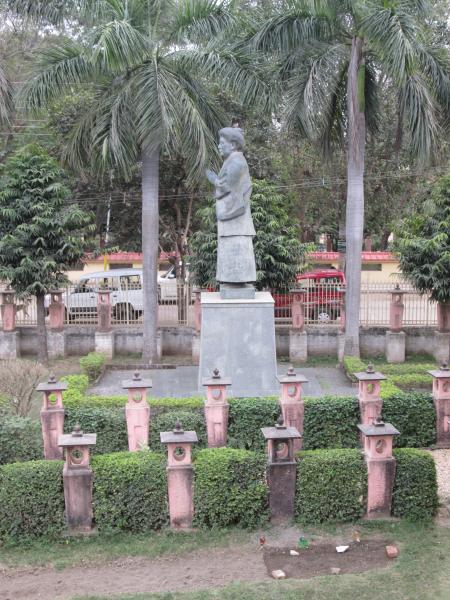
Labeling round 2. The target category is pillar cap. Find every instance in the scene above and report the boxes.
[261,416,301,440]
[357,418,399,437]
[160,423,198,444]
[391,283,406,295]
[201,368,231,387]
[58,424,97,447]
[122,370,152,389]
[36,374,68,392]
[353,363,386,381]
[277,366,308,384]
[427,363,450,378]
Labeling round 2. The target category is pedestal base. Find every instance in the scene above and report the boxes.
[47,330,66,359]
[167,465,194,529]
[434,397,450,448]
[191,332,200,363]
[365,457,396,519]
[95,331,114,358]
[359,397,383,426]
[337,332,345,364]
[204,403,229,447]
[41,408,65,460]
[0,330,19,359]
[125,404,150,451]
[63,467,94,532]
[280,401,304,451]
[289,330,307,363]
[434,331,450,365]
[199,292,277,397]
[385,331,406,363]
[267,462,297,522]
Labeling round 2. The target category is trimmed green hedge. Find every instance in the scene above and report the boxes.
[65,406,128,455]
[228,397,279,451]
[295,449,367,524]
[0,460,65,540]
[303,396,359,449]
[392,448,439,520]
[194,448,268,528]
[383,392,436,448]
[150,410,207,452]
[79,352,107,382]
[0,416,43,464]
[92,451,168,532]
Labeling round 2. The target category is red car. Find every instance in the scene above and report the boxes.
[274,270,346,322]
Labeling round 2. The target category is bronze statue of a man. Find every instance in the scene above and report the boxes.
[206,127,256,290]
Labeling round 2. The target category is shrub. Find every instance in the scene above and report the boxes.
[65,406,128,455]
[0,359,46,416]
[295,449,367,524]
[303,396,359,449]
[79,352,107,382]
[150,411,207,453]
[0,416,43,464]
[0,460,65,540]
[228,397,279,451]
[382,392,436,448]
[62,374,89,393]
[390,373,431,390]
[194,448,268,528]
[392,449,438,520]
[343,356,366,382]
[92,451,168,532]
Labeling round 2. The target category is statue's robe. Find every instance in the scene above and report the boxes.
[214,151,256,284]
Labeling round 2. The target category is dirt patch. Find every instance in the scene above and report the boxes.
[264,540,391,578]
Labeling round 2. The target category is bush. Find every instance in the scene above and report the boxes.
[79,352,107,382]
[228,397,279,451]
[194,448,268,528]
[62,374,89,393]
[65,406,128,455]
[0,460,65,540]
[382,392,436,448]
[92,451,168,532]
[150,411,207,453]
[0,359,46,416]
[342,356,366,382]
[0,416,43,464]
[303,396,359,449]
[390,373,431,390]
[295,449,367,524]
[392,449,438,520]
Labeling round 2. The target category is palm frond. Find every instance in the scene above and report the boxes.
[91,19,150,72]
[416,43,450,127]
[171,0,238,44]
[0,62,12,124]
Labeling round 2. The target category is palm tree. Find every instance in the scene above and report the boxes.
[21,0,245,363]
[250,0,450,356]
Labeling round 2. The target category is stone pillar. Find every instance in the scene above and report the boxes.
[0,290,18,359]
[95,289,114,358]
[434,332,450,365]
[201,369,231,448]
[277,367,308,451]
[358,418,399,519]
[37,375,68,460]
[59,425,97,534]
[192,289,202,363]
[385,285,406,364]
[160,421,198,529]
[122,371,152,451]
[47,290,67,359]
[261,416,301,522]
[289,289,307,363]
[428,363,450,448]
[437,302,450,333]
[354,364,387,426]
[337,291,346,363]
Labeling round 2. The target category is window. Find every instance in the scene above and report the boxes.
[361,263,382,271]
[120,275,142,290]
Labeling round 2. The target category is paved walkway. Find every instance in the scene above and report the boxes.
[90,365,356,398]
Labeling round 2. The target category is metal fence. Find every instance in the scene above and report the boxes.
[0,281,438,328]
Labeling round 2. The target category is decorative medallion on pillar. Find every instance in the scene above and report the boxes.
[202,368,231,447]
[277,366,308,451]
[37,375,68,460]
[354,364,387,426]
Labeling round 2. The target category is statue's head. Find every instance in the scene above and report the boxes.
[218,127,244,158]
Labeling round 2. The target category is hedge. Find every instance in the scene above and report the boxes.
[295,449,367,524]
[0,416,43,464]
[79,352,107,382]
[0,460,65,540]
[92,451,168,532]
[194,448,268,528]
[392,448,439,520]
[343,356,434,392]
[383,392,436,448]
[303,396,359,449]
[65,406,128,455]
[228,397,279,451]
[150,410,207,453]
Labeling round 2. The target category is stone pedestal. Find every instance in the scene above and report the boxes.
[156,331,162,360]
[48,291,65,330]
[354,364,386,426]
[202,369,231,448]
[161,422,198,529]
[389,286,405,332]
[191,332,200,363]
[434,332,450,365]
[1,291,16,332]
[122,371,152,452]
[95,331,114,358]
[0,330,19,358]
[37,375,68,460]
[199,292,277,397]
[385,331,406,364]
[277,367,308,452]
[47,330,66,359]
[289,330,307,363]
[428,365,450,448]
[337,332,345,363]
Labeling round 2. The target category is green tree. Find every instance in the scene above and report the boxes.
[190,178,311,289]
[0,145,93,363]
[394,171,450,303]
[20,0,247,363]
[249,0,450,355]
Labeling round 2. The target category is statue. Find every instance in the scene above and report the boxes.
[206,127,256,297]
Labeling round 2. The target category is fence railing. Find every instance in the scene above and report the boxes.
[0,281,438,328]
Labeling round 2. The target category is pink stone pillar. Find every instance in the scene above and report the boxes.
[428,363,450,448]
[358,418,399,519]
[261,416,301,522]
[37,375,68,460]
[193,288,202,334]
[339,291,346,333]
[59,425,97,533]
[122,371,152,451]
[0,290,16,331]
[97,288,112,332]
[49,290,65,330]
[291,290,306,331]
[201,369,231,447]
[389,285,405,332]
[160,421,198,529]
[354,364,387,426]
[277,367,308,451]
[437,302,450,333]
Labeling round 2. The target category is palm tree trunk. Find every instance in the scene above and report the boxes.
[344,37,366,357]
[141,147,160,364]
[36,293,48,365]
